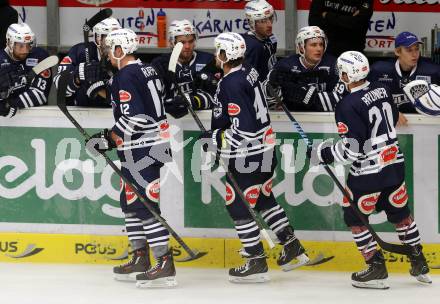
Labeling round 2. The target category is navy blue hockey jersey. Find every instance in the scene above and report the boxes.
[54,42,109,107]
[211,64,276,172]
[0,47,51,109]
[242,31,277,81]
[320,81,405,191]
[369,57,440,113]
[151,50,215,110]
[109,59,171,166]
[272,53,344,111]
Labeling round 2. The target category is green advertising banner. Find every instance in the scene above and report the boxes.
[184,130,413,233]
[0,127,123,226]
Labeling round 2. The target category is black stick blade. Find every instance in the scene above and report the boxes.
[85,8,113,30]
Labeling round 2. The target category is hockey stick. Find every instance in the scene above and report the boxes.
[83,8,113,63]
[56,70,206,262]
[268,85,413,255]
[169,42,276,249]
[31,55,59,76]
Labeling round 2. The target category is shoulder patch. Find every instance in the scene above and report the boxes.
[40,69,51,79]
[119,90,132,103]
[26,58,38,67]
[60,56,72,65]
[228,103,241,116]
[269,35,277,44]
[337,122,348,135]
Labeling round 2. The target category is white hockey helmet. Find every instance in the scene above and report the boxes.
[403,80,440,116]
[296,26,327,57]
[93,17,121,46]
[244,0,275,30]
[336,51,370,84]
[6,23,35,53]
[105,28,138,58]
[168,19,197,46]
[214,32,246,63]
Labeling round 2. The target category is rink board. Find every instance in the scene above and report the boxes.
[0,232,439,274]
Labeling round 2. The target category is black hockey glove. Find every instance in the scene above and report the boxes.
[85,129,116,156]
[268,66,293,88]
[164,95,189,119]
[0,99,17,118]
[0,63,26,99]
[307,143,334,166]
[194,71,219,94]
[75,61,107,85]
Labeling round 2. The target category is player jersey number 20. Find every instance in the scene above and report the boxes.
[368,103,396,145]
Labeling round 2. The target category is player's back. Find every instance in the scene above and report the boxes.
[110,60,171,164]
[336,81,404,190]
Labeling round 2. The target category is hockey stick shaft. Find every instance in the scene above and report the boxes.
[83,8,113,63]
[56,70,204,261]
[168,43,275,248]
[269,85,412,255]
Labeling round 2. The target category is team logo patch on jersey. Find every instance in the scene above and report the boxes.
[146,179,160,203]
[342,187,353,208]
[225,183,235,205]
[25,58,38,67]
[227,103,241,116]
[388,182,408,208]
[337,122,349,135]
[40,69,51,79]
[120,179,137,205]
[262,178,273,196]
[244,185,261,208]
[263,127,276,145]
[159,121,170,140]
[358,192,380,215]
[119,90,132,103]
[61,56,72,65]
[380,145,398,165]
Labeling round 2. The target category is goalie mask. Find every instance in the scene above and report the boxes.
[168,19,197,46]
[6,23,35,60]
[214,32,246,68]
[336,51,369,85]
[403,80,440,116]
[93,17,121,47]
[244,0,276,31]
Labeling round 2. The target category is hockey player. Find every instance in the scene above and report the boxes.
[369,31,440,125]
[0,23,51,117]
[242,0,277,82]
[53,17,121,107]
[268,26,344,111]
[308,51,431,289]
[85,28,176,288]
[200,32,310,283]
[151,19,217,119]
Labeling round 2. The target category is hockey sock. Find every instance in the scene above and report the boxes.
[260,205,291,242]
[234,219,264,255]
[351,226,378,261]
[395,216,421,246]
[124,213,147,251]
[143,217,170,259]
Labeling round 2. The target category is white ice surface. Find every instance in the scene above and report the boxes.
[0,263,438,304]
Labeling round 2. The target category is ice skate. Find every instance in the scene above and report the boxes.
[113,247,150,282]
[229,250,269,283]
[277,238,310,271]
[352,250,389,289]
[409,245,432,284]
[136,249,177,288]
